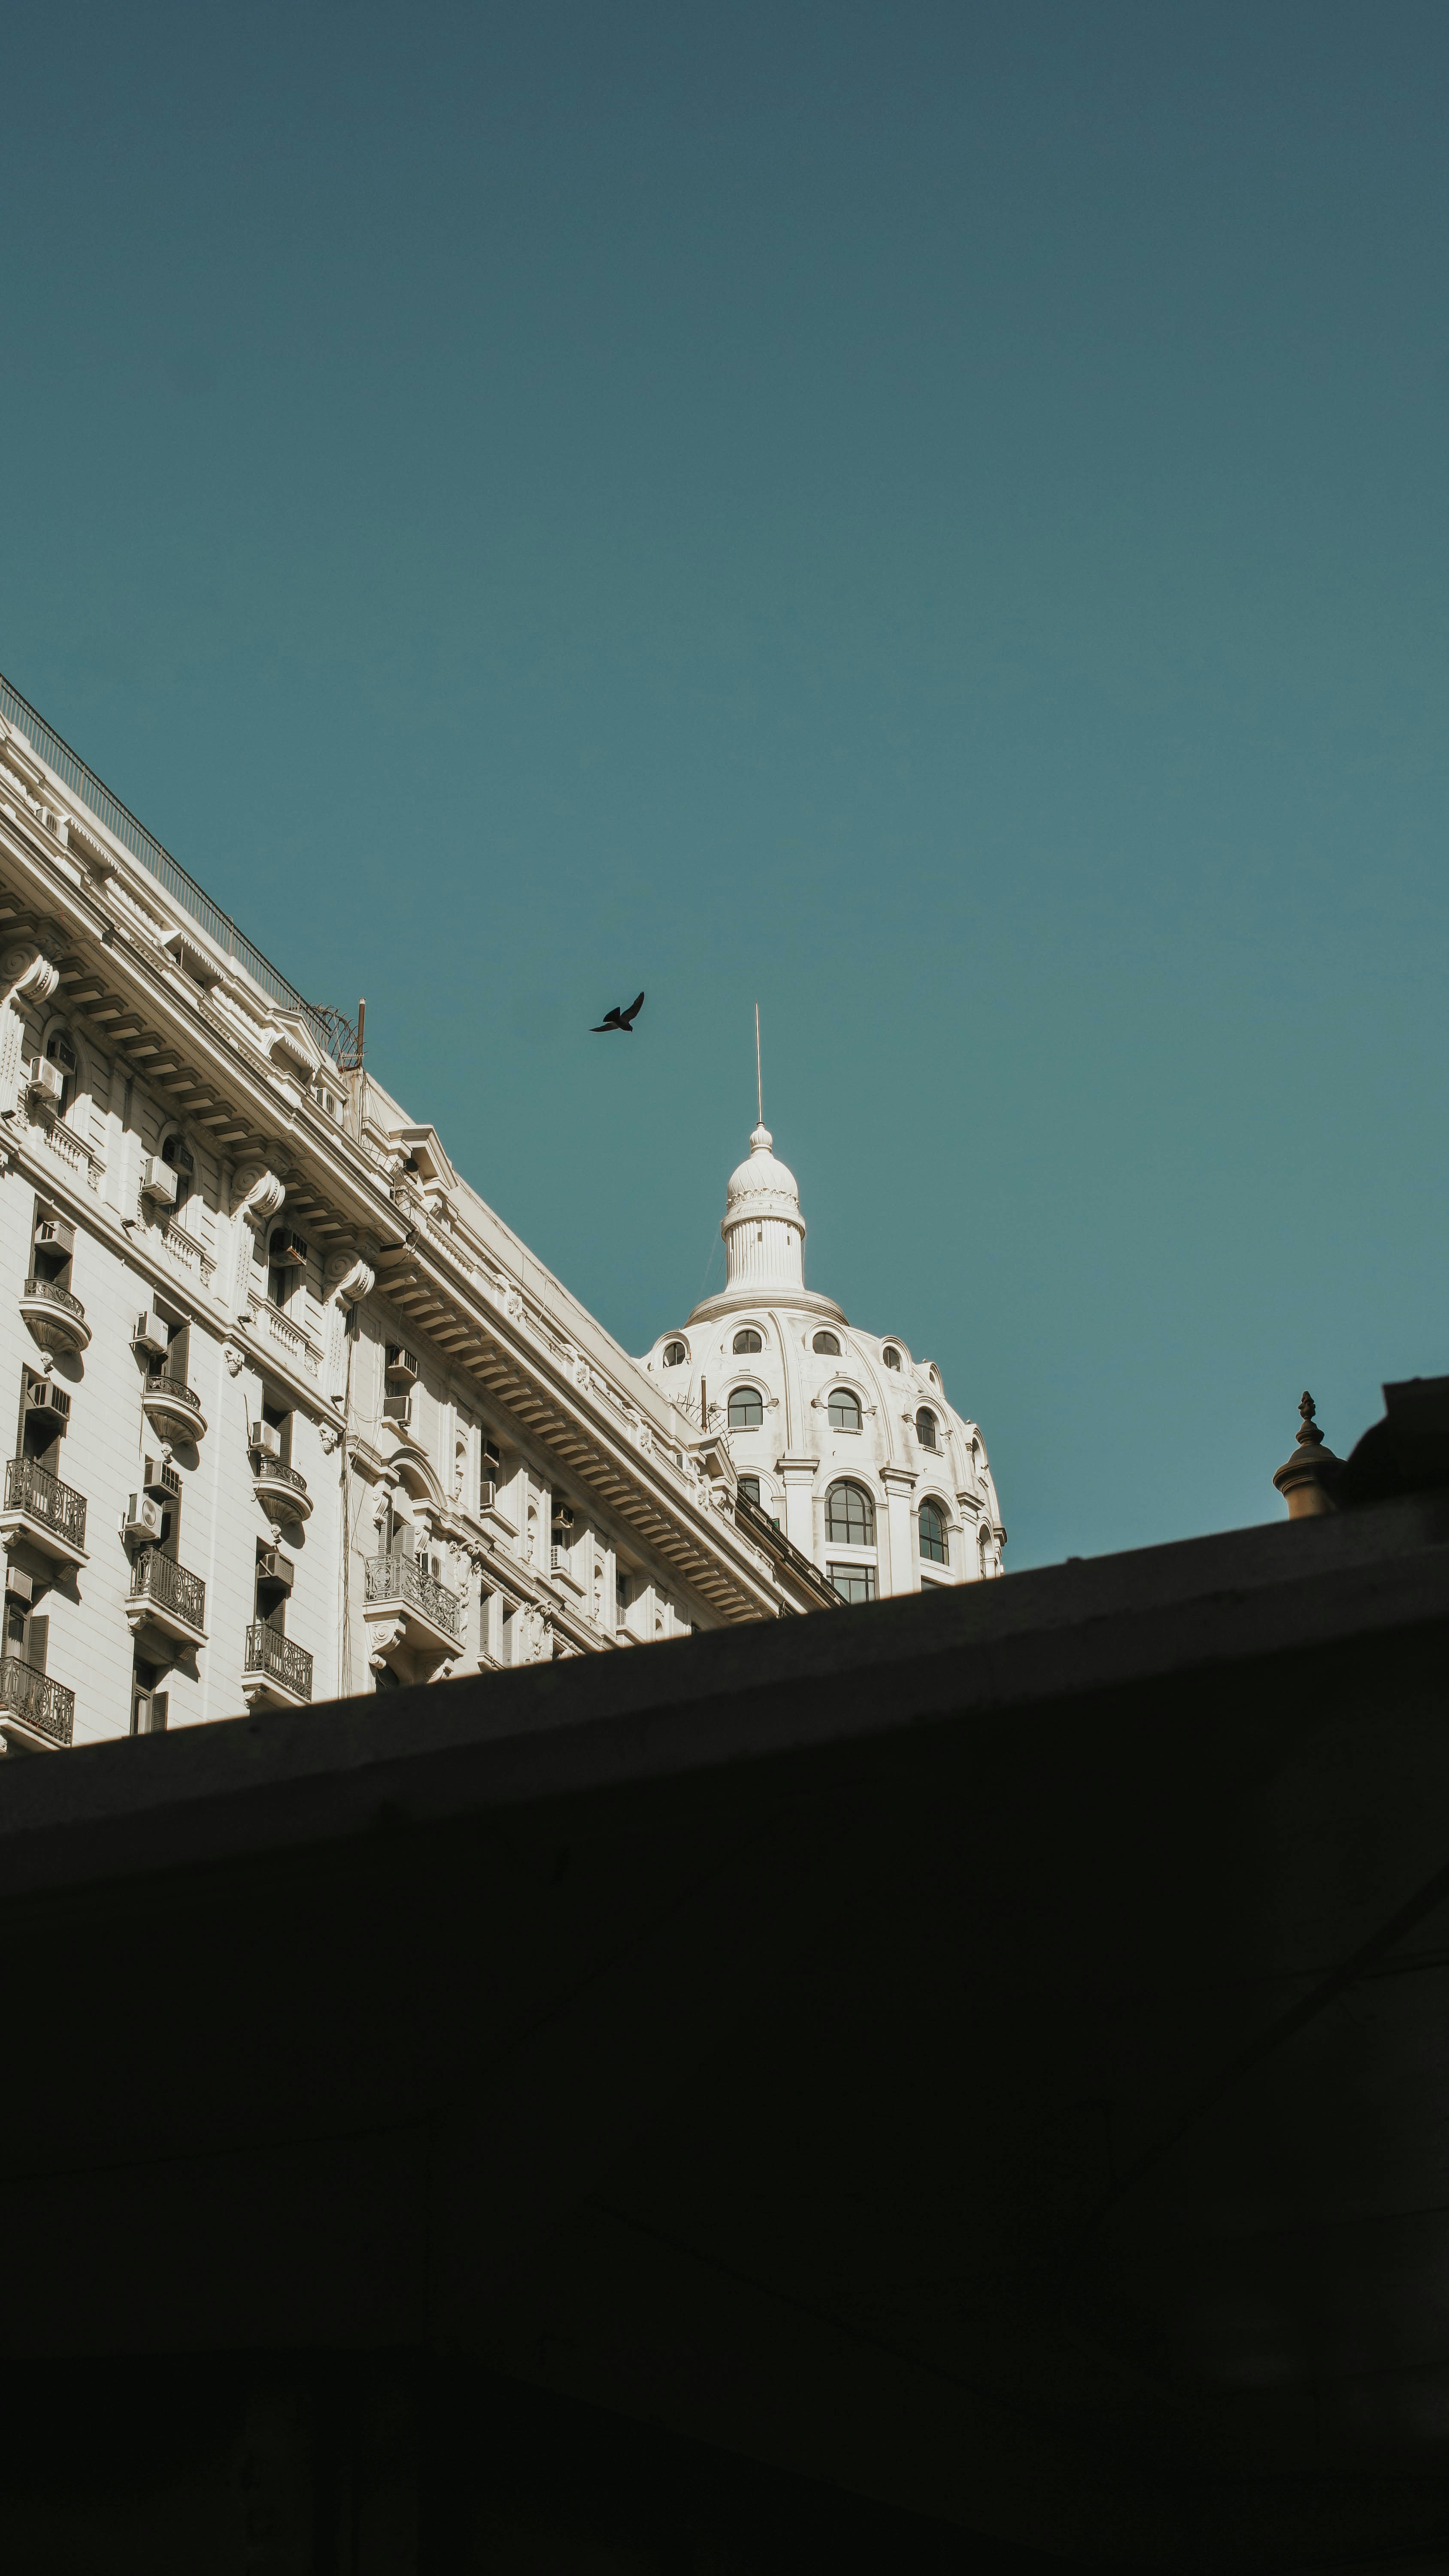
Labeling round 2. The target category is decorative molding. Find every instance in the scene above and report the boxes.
[1,942,61,1008]
[231,1163,286,1227]
[323,1248,375,1308]
[222,1344,247,1379]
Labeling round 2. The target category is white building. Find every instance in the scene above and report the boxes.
[0,680,839,1753]
[639,1122,1005,1601]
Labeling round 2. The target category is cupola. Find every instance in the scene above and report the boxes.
[688,1124,845,1327]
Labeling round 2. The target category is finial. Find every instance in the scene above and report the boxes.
[754,1001,763,1129]
[1273,1386,1342,1518]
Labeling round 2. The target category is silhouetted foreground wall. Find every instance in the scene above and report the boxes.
[0,2356,1084,2575]
[6,1489,1449,2570]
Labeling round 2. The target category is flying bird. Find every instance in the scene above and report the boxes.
[592,991,645,1033]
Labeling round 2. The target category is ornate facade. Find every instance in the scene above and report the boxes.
[0,683,837,1750]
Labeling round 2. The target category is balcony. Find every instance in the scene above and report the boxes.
[141,1371,207,1445]
[0,1455,88,1567]
[364,1549,463,1665]
[126,1547,207,1646]
[141,1370,207,1453]
[0,1654,74,1750]
[242,1621,314,1711]
[251,1451,312,1523]
[18,1275,91,1355]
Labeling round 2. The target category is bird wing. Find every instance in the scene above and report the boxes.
[591,1020,619,1033]
[619,990,645,1025]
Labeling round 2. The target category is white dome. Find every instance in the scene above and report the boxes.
[724,1124,802,1223]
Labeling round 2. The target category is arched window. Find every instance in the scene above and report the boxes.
[915,1407,938,1450]
[825,1480,875,1545]
[737,1474,761,1507]
[881,1345,901,1370]
[662,1339,687,1367]
[828,1388,861,1432]
[919,1499,949,1564]
[732,1327,762,1354]
[728,1385,763,1430]
[161,1130,194,1211]
[812,1330,841,1356]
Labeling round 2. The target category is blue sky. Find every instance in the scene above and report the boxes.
[4,0,1447,1566]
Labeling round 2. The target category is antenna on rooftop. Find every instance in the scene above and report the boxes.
[754,1001,763,1127]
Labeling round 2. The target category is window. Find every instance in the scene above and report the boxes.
[737,1475,761,1507]
[30,1200,74,1296]
[663,1340,687,1368]
[829,1563,877,1605]
[812,1331,840,1357]
[267,1225,304,1311]
[732,1327,762,1355]
[827,1388,861,1432]
[919,1499,949,1564]
[882,1346,901,1371]
[148,1312,190,1391]
[916,1407,938,1451]
[130,1654,168,1735]
[480,1439,500,1508]
[728,1385,763,1430]
[45,1030,77,1116]
[160,1131,194,1210]
[825,1480,874,1545]
[255,1542,291,1635]
[18,1366,69,1473]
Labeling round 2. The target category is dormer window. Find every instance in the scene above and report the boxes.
[732,1328,762,1355]
[663,1340,687,1368]
[882,1346,901,1370]
[812,1331,841,1357]
[728,1385,763,1430]
[915,1407,938,1451]
[828,1388,861,1432]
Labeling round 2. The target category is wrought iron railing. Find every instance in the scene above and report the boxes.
[130,1548,206,1632]
[0,668,356,1066]
[252,1452,308,1497]
[21,1276,86,1322]
[4,1454,87,1549]
[243,1623,313,1701]
[364,1550,463,1641]
[0,1655,73,1746]
[144,1372,202,1417]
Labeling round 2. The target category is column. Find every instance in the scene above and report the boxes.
[879,1465,918,1599]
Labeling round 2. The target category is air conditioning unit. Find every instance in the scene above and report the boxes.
[124,1494,164,1542]
[133,1308,170,1356]
[142,1456,181,1501]
[26,1057,65,1107]
[139,1156,179,1205]
[4,1567,34,1607]
[250,1420,282,1459]
[24,1377,70,1422]
[382,1392,412,1426]
[256,1546,294,1592]
[33,1216,75,1257]
[385,1345,419,1386]
[478,1479,497,1511]
[268,1227,308,1267]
